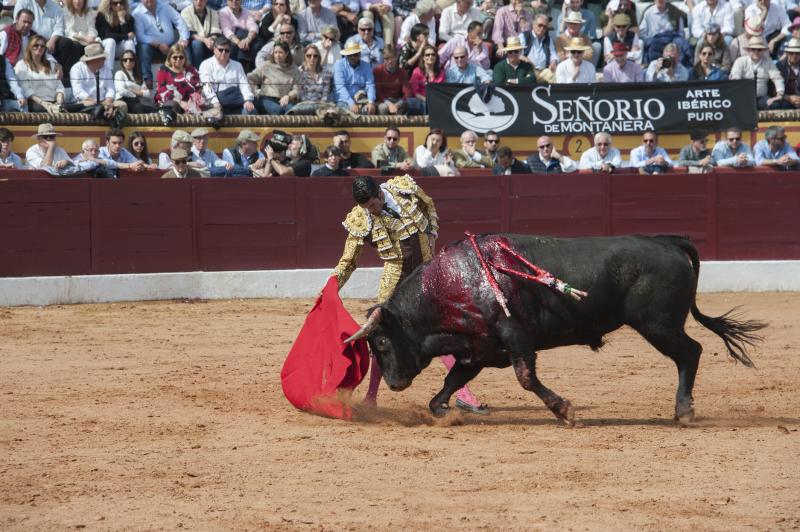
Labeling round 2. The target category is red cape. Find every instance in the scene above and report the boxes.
[280,276,371,419]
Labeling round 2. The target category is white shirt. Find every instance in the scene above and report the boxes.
[602,33,643,63]
[729,55,785,97]
[691,0,734,39]
[114,69,150,99]
[579,147,623,170]
[198,57,254,106]
[0,152,27,168]
[745,2,791,36]
[65,9,99,41]
[25,144,72,169]
[438,4,482,41]
[414,145,450,168]
[555,59,596,83]
[70,61,115,101]
[14,59,65,101]
[398,14,437,47]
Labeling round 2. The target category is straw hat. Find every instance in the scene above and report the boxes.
[81,42,107,62]
[612,13,631,26]
[744,15,764,35]
[170,148,189,161]
[341,42,362,56]
[171,130,192,144]
[785,37,800,52]
[564,37,589,51]
[746,35,767,49]
[504,36,524,52]
[32,123,61,137]
[564,10,585,25]
[237,130,260,143]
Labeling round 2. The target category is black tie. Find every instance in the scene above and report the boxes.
[95,69,101,102]
[382,204,401,219]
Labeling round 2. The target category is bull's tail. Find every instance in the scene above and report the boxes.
[667,236,766,368]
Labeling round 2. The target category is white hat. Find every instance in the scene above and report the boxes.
[564,10,585,25]
[81,42,107,62]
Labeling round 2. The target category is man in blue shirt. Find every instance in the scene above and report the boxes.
[711,127,755,168]
[629,130,673,174]
[753,125,800,168]
[134,0,191,84]
[99,129,147,171]
[445,46,491,83]
[333,42,377,115]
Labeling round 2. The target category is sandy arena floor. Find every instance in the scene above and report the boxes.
[1,293,798,530]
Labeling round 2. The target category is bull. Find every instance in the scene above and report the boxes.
[346,233,765,424]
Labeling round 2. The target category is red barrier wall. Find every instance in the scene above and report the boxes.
[1,172,798,277]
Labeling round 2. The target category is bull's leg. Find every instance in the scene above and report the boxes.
[428,364,483,417]
[512,352,575,425]
[635,325,702,422]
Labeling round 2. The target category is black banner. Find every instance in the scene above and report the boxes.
[428,81,758,136]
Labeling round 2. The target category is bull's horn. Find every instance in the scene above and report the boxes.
[343,307,382,343]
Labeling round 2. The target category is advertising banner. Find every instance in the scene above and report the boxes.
[428,81,758,136]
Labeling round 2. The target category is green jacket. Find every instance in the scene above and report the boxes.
[492,60,537,86]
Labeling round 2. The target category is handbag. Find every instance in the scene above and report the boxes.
[217,85,244,108]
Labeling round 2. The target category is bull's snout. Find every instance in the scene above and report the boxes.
[386,378,412,392]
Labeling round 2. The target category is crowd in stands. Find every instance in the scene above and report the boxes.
[2,122,798,177]
[3,0,800,119]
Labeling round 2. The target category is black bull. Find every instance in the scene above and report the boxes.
[347,234,766,424]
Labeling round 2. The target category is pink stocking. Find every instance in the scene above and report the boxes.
[440,355,481,407]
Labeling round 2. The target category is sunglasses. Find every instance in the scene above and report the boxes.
[305,53,319,58]
[728,137,741,141]
[280,31,294,35]
[172,55,185,59]
[424,53,436,57]
[216,48,231,53]
[596,142,609,146]
[775,136,787,141]
[122,56,135,62]
[132,141,144,146]
[385,136,399,141]
[643,138,656,143]
[359,27,373,31]
[32,43,45,49]
[507,50,521,55]
[538,143,552,148]
[535,23,548,28]
[485,138,498,143]
[173,158,188,164]
[40,135,57,140]
[453,55,466,59]
[570,50,584,55]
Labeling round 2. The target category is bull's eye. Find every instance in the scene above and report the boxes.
[376,337,387,349]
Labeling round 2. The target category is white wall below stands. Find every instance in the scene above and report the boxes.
[0,261,798,307]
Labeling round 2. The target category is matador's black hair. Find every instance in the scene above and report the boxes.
[352,176,381,204]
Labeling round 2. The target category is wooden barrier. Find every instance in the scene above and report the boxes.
[1,172,799,277]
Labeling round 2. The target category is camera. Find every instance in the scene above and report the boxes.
[661,57,673,69]
[268,130,291,152]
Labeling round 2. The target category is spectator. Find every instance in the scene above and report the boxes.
[297,0,338,46]
[200,36,256,115]
[630,130,673,174]
[333,42,377,114]
[730,14,764,63]
[452,130,491,169]
[483,130,500,167]
[579,133,622,172]
[730,36,788,109]
[639,0,689,66]
[526,136,577,173]
[25,123,75,173]
[345,17,384,66]
[219,0,260,70]
[158,129,194,168]
[603,42,644,82]
[162,147,205,178]
[248,41,300,114]
[677,131,715,172]
[778,17,800,60]
[371,125,414,172]
[691,0,734,43]
[155,43,208,123]
[711,127,755,167]
[292,44,333,114]
[399,23,430,75]
[258,0,298,45]
[493,145,529,174]
[71,139,109,176]
[256,23,303,68]
[753,125,800,168]
[646,43,690,82]
[0,10,38,67]
[373,46,418,115]
[602,0,638,37]
[492,0,534,58]
[524,14,557,83]
[99,128,147,171]
[312,26,342,69]
[133,0,190,86]
[328,0,360,44]
[414,128,455,173]
[603,14,642,64]
[190,127,242,176]
[257,131,314,177]
[694,22,733,72]
[70,43,127,120]
[14,0,85,85]
[0,44,27,112]
[0,128,28,169]
[311,145,350,176]
[439,0,482,42]
[447,45,492,83]
[397,0,436,47]
[222,130,266,174]
[555,38,596,83]
[492,37,536,85]
[408,44,444,112]
[181,0,221,66]
[439,20,490,70]
[115,50,157,113]
[242,0,271,24]
[555,11,599,66]
[745,0,791,58]
[96,0,137,68]
[65,0,113,73]
[360,0,394,49]
[690,44,728,80]
[777,37,800,108]
[556,0,597,37]
[334,129,374,169]
[128,131,158,168]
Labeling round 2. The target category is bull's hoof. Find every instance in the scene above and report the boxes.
[674,400,696,424]
[430,402,450,417]
[554,400,576,426]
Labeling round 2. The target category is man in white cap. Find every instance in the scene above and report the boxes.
[555,37,596,83]
[222,129,266,174]
[730,35,787,109]
[162,148,205,179]
[555,10,599,65]
[190,127,243,177]
[777,37,800,108]
[333,42,376,114]
[25,123,76,173]
[491,37,536,84]
[70,43,125,119]
[745,0,791,57]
